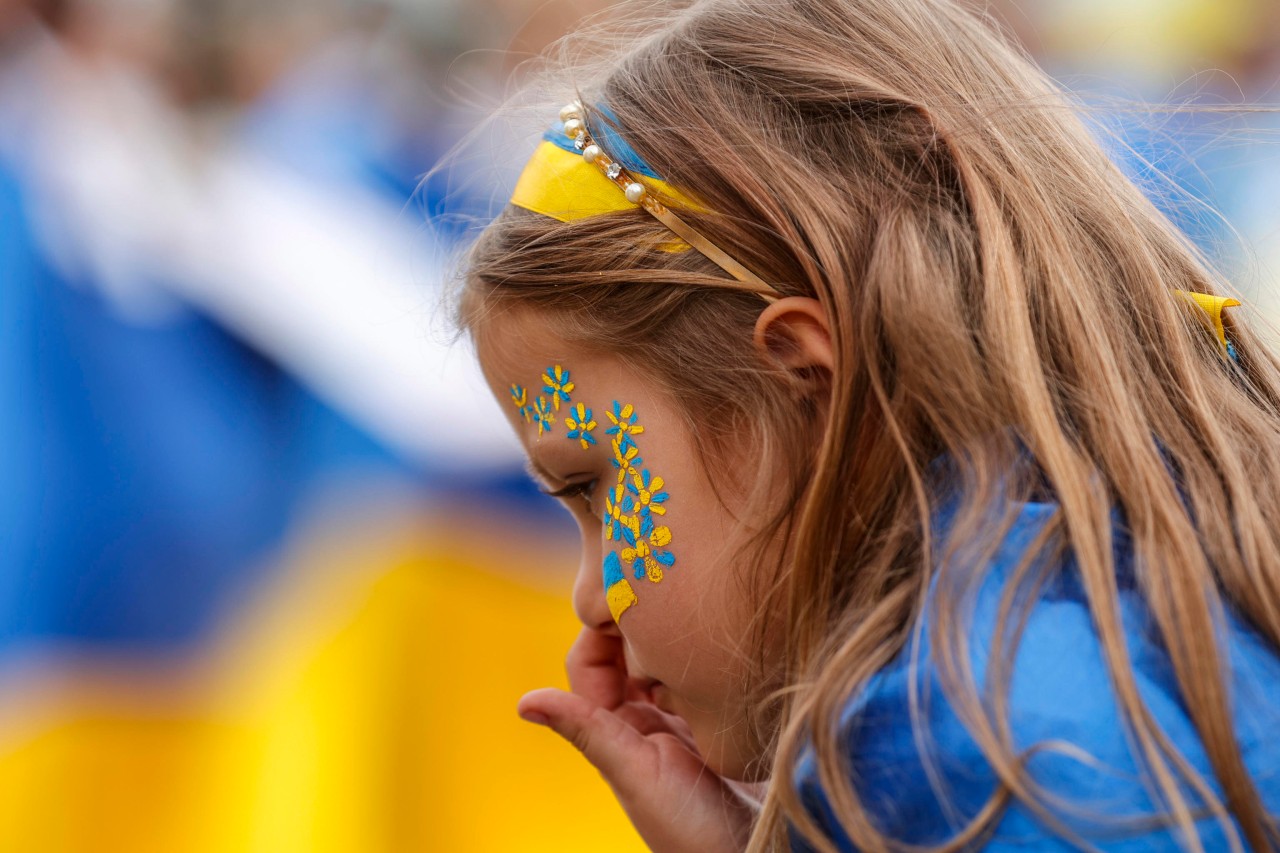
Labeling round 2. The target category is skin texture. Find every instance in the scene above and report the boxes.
[474,298,834,852]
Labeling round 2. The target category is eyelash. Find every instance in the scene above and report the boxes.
[541,479,599,509]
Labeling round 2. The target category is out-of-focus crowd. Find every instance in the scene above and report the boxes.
[1,0,1277,459]
[0,0,557,468]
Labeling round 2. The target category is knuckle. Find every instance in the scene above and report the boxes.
[572,724,593,757]
[573,707,612,762]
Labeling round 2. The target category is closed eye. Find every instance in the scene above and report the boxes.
[540,479,599,511]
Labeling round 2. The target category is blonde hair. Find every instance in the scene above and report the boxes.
[458,0,1280,848]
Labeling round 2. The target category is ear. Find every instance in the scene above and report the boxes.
[752,296,835,379]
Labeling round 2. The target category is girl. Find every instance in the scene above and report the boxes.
[458,0,1280,848]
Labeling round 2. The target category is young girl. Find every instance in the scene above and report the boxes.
[458,0,1280,848]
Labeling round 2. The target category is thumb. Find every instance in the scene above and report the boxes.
[518,687,652,790]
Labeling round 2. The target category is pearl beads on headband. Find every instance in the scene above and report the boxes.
[561,102,639,196]
[560,102,651,208]
[553,100,781,301]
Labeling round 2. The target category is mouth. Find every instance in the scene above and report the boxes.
[649,681,674,714]
[621,650,673,713]
[629,677,672,713]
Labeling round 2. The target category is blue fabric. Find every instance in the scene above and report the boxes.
[542,111,664,181]
[795,495,1280,850]
[0,152,567,657]
[0,158,424,653]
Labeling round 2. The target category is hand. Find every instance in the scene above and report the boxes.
[517,627,756,852]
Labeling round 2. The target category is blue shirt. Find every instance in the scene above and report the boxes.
[795,495,1280,850]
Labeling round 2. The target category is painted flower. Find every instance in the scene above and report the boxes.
[542,365,575,411]
[509,384,531,423]
[605,401,645,450]
[564,403,598,450]
[603,483,635,541]
[626,469,669,517]
[621,513,675,582]
[611,441,643,484]
[533,397,555,437]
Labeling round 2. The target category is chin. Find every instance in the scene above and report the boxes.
[696,727,773,783]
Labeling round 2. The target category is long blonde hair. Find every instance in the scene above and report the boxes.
[458,0,1280,848]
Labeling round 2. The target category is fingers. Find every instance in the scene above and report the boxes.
[564,627,627,709]
[518,689,757,851]
[517,687,653,796]
[614,701,699,748]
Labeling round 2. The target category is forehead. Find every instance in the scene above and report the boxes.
[474,305,680,454]
[479,305,610,389]
[475,306,626,395]
[473,304,577,377]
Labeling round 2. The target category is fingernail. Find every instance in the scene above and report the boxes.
[519,710,550,726]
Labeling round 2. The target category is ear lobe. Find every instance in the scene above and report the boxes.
[752,296,836,376]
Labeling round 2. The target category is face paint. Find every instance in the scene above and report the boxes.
[564,403,598,450]
[610,441,642,484]
[533,397,555,437]
[604,401,676,584]
[602,551,638,622]
[605,401,645,447]
[542,364,575,411]
[505,363,677,623]
[603,483,633,542]
[509,384,532,423]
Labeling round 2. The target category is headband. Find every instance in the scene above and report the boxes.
[509,101,781,302]
[508,105,1244,365]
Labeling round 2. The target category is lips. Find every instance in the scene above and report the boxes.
[638,679,673,714]
[649,681,672,714]
[626,675,668,710]
[622,650,673,713]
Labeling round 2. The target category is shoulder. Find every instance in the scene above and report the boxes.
[794,498,1280,851]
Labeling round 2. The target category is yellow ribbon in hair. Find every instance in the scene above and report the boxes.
[511,141,640,222]
[1177,290,1241,352]
[509,114,780,297]
[511,141,692,251]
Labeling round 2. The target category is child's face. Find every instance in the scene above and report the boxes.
[477,305,774,779]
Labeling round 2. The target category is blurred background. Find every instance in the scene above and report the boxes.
[0,0,1277,850]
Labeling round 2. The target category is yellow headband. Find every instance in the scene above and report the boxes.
[509,102,780,302]
[508,107,1244,364]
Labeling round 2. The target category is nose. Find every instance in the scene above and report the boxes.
[572,541,619,633]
